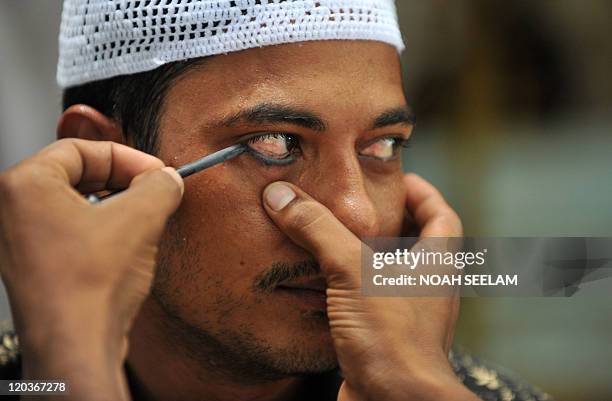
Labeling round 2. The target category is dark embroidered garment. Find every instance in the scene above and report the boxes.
[0,329,552,400]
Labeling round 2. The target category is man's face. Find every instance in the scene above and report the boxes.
[151,40,411,376]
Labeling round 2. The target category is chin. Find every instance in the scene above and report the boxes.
[271,339,339,375]
[260,310,338,375]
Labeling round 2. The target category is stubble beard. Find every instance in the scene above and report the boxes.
[148,237,339,384]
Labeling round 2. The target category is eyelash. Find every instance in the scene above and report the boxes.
[243,133,411,166]
[384,137,412,150]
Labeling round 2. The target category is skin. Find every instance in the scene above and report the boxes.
[129,41,411,398]
[0,41,481,401]
[0,140,184,401]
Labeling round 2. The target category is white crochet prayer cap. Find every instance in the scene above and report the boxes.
[57,0,405,88]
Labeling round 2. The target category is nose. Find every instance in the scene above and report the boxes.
[299,152,381,239]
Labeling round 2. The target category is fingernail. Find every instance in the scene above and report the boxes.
[264,183,296,211]
[161,167,184,196]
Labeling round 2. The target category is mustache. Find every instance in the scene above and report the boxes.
[253,260,321,293]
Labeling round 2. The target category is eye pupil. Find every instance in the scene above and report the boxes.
[285,136,298,152]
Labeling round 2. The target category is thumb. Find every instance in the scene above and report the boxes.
[103,167,184,238]
[262,182,362,289]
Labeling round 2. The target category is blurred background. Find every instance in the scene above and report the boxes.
[0,1,610,400]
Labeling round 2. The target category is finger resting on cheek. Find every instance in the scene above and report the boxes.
[263,182,297,212]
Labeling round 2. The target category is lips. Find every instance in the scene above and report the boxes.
[276,276,327,293]
[276,276,328,309]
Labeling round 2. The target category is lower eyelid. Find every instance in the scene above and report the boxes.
[358,154,399,162]
[245,147,297,166]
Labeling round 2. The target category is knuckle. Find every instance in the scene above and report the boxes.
[319,245,358,271]
[129,171,147,187]
[287,200,328,231]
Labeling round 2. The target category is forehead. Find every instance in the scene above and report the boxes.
[161,40,405,131]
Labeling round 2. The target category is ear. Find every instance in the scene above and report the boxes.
[57,105,125,144]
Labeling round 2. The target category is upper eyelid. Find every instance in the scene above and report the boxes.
[360,134,409,148]
[240,131,297,143]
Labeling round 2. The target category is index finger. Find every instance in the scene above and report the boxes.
[33,138,165,193]
[403,173,463,237]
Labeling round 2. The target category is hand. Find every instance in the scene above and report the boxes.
[0,139,184,401]
[262,174,481,401]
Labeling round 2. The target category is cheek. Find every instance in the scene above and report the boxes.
[152,136,320,335]
[175,167,279,268]
[153,166,308,324]
[157,158,309,287]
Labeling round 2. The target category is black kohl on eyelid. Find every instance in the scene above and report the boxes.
[241,132,299,166]
[244,146,297,166]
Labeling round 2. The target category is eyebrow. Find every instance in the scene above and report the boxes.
[371,106,417,130]
[209,103,416,132]
[212,103,327,132]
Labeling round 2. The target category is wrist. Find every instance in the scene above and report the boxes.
[22,338,128,401]
[17,308,128,401]
[14,294,125,358]
[346,350,481,401]
[397,367,482,401]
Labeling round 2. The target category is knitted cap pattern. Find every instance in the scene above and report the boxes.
[57,0,405,88]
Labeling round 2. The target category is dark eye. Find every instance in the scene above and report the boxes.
[360,137,410,161]
[247,133,300,160]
